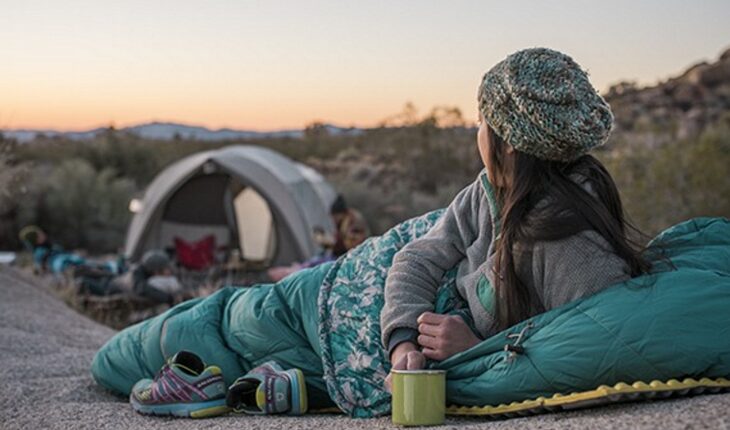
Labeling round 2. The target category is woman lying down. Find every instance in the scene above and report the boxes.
[91,47,650,418]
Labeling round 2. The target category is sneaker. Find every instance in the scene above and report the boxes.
[130,350,229,418]
[226,361,307,415]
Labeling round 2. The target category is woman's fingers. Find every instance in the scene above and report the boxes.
[392,353,408,370]
[384,373,393,392]
[417,312,446,325]
[386,351,426,393]
[417,334,439,350]
[418,322,441,336]
[406,351,425,370]
[386,351,427,392]
[385,353,408,392]
[422,347,445,361]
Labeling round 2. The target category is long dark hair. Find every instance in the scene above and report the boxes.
[487,126,651,330]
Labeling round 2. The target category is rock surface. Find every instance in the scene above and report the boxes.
[605,47,730,147]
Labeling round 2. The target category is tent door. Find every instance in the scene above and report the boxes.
[233,188,275,262]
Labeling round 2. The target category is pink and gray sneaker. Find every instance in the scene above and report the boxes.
[226,361,308,415]
[130,350,229,418]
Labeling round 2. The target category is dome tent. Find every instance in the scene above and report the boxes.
[124,145,337,267]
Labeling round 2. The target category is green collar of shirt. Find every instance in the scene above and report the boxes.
[477,170,500,315]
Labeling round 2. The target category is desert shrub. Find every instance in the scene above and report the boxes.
[335,175,465,235]
[0,138,30,248]
[14,158,135,252]
[599,123,730,236]
[14,131,218,188]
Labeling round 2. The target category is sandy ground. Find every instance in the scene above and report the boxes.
[1,266,729,430]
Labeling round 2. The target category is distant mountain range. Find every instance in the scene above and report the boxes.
[2,121,364,143]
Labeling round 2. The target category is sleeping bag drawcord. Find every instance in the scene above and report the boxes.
[504,321,533,362]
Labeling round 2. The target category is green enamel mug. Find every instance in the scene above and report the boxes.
[391,369,446,426]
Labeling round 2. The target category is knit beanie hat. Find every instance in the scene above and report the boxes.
[478,48,614,162]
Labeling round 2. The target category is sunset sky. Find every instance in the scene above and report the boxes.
[2,0,730,131]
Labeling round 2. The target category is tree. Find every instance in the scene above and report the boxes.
[378,102,420,127]
[426,106,466,128]
[304,122,330,140]
[0,137,30,248]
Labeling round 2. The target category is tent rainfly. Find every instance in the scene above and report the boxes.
[124,145,337,267]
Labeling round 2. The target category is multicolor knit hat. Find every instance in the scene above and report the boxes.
[478,48,614,162]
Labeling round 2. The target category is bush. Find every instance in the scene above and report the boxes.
[15,158,135,252]
[0,139,29,249]
[599,123,730,236]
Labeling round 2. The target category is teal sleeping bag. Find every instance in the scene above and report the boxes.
[91,262,334,404]
[92,215,730,418]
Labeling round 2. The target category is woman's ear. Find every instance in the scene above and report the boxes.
[505,145,515,154]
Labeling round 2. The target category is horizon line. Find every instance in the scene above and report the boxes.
[0,119,368,134]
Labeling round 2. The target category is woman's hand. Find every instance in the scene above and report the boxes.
[417,312,480,361]
[384,342,425,392]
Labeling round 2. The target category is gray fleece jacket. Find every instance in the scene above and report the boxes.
[380,170,631,354]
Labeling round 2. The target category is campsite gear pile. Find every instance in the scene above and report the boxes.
[19,225,113,275]
[77,250,181,300]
